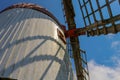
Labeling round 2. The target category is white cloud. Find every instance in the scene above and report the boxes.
[106,34,115,39]
[111,41,120,48]
[111,55,120,66]
[111,41,120,52]
[88,60,120,80]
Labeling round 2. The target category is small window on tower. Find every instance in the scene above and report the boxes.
[57,29,66,44]
[0,77,17,80]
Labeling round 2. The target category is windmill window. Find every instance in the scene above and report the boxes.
[57,29,66,44]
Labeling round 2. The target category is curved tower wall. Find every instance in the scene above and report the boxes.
[0,4,74,80]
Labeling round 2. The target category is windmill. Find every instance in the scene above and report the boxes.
[61,0,120,80]
[0,0,120,80]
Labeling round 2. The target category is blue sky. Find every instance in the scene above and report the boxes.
[0,0,120,80]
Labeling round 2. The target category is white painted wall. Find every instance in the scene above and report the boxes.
[0,8,74,80]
